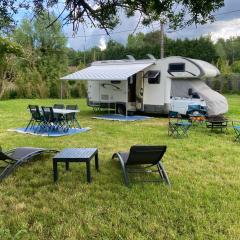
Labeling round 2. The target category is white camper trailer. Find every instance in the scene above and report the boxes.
[60,56,228,116]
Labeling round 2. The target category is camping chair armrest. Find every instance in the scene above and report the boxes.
[112,152,130,186]
[112,153,124,163]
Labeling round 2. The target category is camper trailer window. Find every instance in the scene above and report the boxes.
[144,71,160,84]
[111,81,121,84]
[168,63,185,72]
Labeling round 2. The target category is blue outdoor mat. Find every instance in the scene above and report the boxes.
[92,114,152,121]
[8,126,90,137]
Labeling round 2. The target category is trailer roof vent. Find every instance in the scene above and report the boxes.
[146,54,156,60]
[126,55,135,61]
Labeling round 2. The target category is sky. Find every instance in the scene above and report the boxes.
[19,0,240,51]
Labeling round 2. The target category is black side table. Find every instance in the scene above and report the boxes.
[53,148,99,183]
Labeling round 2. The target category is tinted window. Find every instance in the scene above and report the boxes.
[168,63,185,72]
[144,71,160,84]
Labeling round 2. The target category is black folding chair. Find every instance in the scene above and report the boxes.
[66,105,81,128]
[53,104,66,124]
[168,111,191,138]
[112,145,170,187]
[0,146,57,181]
[25,105,45,132]
[41,106,67,133]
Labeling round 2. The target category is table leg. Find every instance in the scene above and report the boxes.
[53,160,58,182]
[86,161,91,183]
[95,152,99,171]
[65,161,69,171]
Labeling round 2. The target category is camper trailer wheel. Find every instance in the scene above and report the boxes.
[116,104,126,115]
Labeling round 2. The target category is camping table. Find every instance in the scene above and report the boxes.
[53,148,99,183]
[206,119,228,132]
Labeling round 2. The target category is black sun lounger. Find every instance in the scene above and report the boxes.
[112,145,170,187]
[0,147,57,181]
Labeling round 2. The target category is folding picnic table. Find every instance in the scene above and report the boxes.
[26,106,81,134]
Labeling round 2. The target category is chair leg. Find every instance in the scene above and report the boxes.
[168,123,177,137]
[157,162,171,185]
[182,126,190,137]
[168,124,173,136]
[25,118,34,131]
[235,133,240,141]
[0,160,21,181]
[233,129,240,141]
[74,118,81,129]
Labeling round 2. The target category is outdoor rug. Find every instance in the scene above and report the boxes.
[8,126,90,137]
[92,114,152,121]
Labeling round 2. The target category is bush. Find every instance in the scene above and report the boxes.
[207,73,240,94]
[69,81,87,98]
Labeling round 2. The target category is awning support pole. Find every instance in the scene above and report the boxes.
[60,80,63,99]
[67,80,69,99]
[126,80,128,117]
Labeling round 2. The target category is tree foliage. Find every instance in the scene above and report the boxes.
[0,36,23,98]
[231,60,240,73]
[0,12,68,99]
[216,37,240,64]
[0,36,23,58]
[33,0,224,32]
[0,0,30,33]
[91,32,217,63]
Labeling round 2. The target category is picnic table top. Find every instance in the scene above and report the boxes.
[52,108,79,114]
[30,108,79,114]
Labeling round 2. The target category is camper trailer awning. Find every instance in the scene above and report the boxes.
[60,62,154,81]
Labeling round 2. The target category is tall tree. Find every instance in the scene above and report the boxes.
[215,37,240,64]
[13,12,68,98]
[0,36,23,98]
[124,31,217,62]
[103,40,126,60]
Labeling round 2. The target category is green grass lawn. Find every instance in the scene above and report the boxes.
[0,95,240,240]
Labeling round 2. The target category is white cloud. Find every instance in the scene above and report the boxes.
[98,36,106,51]
[207,18,240,42]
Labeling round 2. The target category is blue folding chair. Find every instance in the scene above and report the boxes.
[168,111,191,138]
[232,121,240,141]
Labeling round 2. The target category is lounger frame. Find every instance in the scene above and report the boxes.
[112,146,170,187]
[0,147,58,181]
